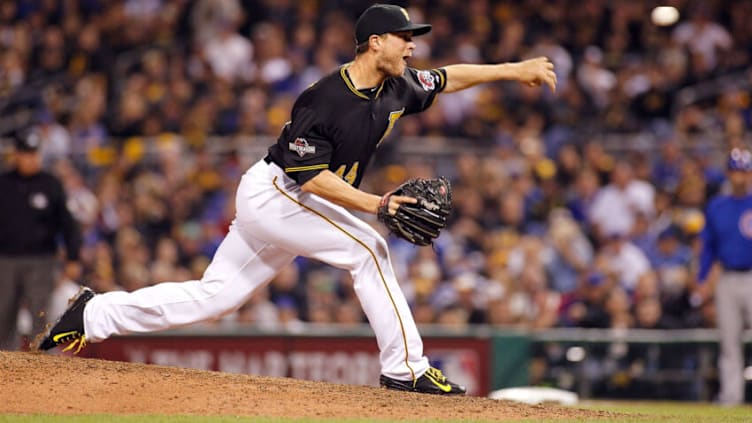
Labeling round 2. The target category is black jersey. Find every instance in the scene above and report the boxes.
[267,64,447,188]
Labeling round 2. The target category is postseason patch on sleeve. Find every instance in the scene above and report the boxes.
[289,137,316,157]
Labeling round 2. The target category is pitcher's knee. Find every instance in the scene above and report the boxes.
[195,278,247,315]
[351,232,389,260]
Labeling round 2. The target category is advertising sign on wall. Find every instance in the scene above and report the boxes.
[85,335,490,395]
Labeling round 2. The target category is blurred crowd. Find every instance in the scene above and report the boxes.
[2,0,752,333]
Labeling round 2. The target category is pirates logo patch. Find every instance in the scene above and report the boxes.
[416,70,435,91]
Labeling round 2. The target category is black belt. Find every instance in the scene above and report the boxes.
[263,155,285,170]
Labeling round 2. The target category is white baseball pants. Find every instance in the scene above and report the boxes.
[83,159,429,380]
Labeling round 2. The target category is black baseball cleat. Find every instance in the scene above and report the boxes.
[380,367,466,395]
[34,287,95,354]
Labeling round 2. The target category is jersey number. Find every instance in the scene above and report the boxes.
[334,162,359,185]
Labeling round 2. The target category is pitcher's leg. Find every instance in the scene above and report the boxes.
[84,224,295,342]
[347,236,428,380]
[716,275,744,405]
[247,189,429,380]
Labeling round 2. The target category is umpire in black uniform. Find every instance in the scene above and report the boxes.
[0,132,82,350]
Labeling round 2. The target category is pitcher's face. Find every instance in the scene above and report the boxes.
[375,31,415,77]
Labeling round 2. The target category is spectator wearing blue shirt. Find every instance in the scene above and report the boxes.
[652,138,684,193]
[650,225,692,270]
[695,147,752,406]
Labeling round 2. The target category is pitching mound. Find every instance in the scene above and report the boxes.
[0,351,614,420]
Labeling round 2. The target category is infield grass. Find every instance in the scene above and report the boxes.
[1,401,751,422]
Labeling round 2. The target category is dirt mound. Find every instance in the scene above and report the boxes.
[0,351,614,420]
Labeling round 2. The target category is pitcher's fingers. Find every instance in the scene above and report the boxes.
[392,195,418,205]
[546,72,557,93]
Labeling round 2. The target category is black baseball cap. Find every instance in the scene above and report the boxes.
[14,131,41,152]
[355,4,432,45]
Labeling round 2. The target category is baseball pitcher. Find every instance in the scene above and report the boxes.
[37,3,555,395]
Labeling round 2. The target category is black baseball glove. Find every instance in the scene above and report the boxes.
[377,177,452,246]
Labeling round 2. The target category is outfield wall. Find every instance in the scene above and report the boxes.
[80,325,752,400]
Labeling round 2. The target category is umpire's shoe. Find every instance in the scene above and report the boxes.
[34,287,95,354]
[380,367,466,395]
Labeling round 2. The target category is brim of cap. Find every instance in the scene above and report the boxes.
[394,23,432,36]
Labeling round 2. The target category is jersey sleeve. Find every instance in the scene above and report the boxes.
[402,67,446,115]
[697,201,718,283]
[276,106,334,185]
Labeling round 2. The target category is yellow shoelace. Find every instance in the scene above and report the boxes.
[61,336,87,354]
[426,367,447,382]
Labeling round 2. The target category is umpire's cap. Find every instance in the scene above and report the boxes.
[14,131,42,152]
[728,147,752,172]
[355,4,432,45]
